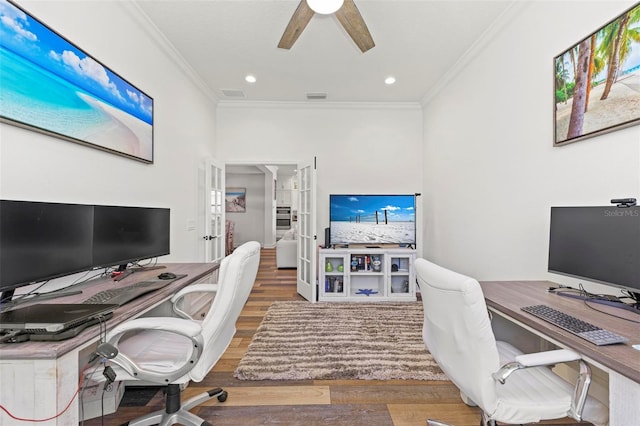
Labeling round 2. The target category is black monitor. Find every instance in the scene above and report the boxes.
[1,201,171,304]
[548,206,640,301]
[0,200,94,299]
[92,205,170,269]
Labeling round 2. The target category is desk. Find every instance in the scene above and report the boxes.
[480,281,640,426]
[0,262,219,426]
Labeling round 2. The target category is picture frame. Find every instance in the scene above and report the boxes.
[226,187,246,213]
[554,2,640,146]
[0,0,154,163]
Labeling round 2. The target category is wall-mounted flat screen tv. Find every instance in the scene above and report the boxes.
[0,0,154,163]
[329,194,416,246]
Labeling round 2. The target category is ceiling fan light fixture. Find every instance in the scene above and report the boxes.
[306,0,344,15]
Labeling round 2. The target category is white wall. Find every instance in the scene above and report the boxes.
[217,103,425,250]
[422,1,640,293]
[225,173,266,246]
[0,1,218,263]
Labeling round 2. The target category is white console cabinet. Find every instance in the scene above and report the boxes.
[318,247,416,302]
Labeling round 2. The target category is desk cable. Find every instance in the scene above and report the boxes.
[549,285,640,324]
[0,315,118,423]
[0,355,100,423]
[582,299,640,324]
[1,268,107,310]
[78,314,119,425]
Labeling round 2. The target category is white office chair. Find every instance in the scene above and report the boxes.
[89,241,261,426]
[414,258,608,426]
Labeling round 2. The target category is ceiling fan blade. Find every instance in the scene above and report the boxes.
[278,0,315,49]
[335,0,375,53]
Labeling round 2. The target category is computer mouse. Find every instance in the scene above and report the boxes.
[158,272,177,280]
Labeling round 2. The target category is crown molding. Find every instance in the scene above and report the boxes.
[216,100,422,110]
[118,1,219,105]
[420,1,530,107]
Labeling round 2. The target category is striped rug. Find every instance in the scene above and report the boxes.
[234,301,447,381]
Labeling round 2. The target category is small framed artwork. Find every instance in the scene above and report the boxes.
[554,2,640,146]
[225,187,246,213]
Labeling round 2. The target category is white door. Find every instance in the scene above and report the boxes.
[203,158,225,264]
[296,158,317,301]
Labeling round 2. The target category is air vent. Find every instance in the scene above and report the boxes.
[221,89,245,98]
[306,92,327,100]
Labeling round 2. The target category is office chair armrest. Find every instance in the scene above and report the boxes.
[171,283,219,319]
[515,349,581,367]
[492,349,581,383]
[106,317,205,383]
[492,349,592,421]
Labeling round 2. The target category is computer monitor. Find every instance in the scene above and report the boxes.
[548,206,640,303]
[92,205,170,269]
[0,200,94,300]
[1,201,171,304]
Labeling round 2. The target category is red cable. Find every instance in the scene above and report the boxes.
[0,362,97,422]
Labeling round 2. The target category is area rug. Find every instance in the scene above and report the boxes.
[234,301,447,381]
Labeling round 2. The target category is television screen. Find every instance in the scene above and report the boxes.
[330,194,416,246]
[548,206,640,295]
[0,200,94,293]
[93,205,170,268]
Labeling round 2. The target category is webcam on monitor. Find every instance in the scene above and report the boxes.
[611,198,636,208]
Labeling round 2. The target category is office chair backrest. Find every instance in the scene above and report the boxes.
[415,258,500,414]
[190,241,261,381]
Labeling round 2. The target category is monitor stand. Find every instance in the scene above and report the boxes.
[555,290,640,315]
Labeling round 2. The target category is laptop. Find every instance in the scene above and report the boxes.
[0,303,117,333]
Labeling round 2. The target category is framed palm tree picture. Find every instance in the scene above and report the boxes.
[554,2,640,146]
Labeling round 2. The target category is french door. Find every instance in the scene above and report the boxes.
[296,158,317,302]
[203,158,225,264]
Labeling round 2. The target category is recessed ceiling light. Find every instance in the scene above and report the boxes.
[385,76,396,85]
[245,75,257,83]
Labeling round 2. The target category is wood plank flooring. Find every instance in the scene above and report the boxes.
[83,248,588,426]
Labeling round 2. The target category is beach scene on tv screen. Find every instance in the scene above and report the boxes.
[0,0,153,161]
[330,195,415,244]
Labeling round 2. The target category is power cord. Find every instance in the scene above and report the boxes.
[0,357,100,423]
[80,317,119,425]
[583,298,640,324]
[99,366,117,426]
[548,283,640,323]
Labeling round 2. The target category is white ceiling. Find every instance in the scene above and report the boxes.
[134,0,516,104]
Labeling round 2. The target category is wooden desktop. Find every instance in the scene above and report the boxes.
[480,280,640,426]
[0,262,219,426]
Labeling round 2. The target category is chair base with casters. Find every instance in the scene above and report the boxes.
[124,384,227,426]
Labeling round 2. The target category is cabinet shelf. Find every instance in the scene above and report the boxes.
[318,248,416,302]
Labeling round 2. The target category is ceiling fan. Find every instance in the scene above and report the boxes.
[278,0,375,53]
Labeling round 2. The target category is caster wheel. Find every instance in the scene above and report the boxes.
[217,391,228,402]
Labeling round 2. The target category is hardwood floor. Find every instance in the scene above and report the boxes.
[84,248,585,426]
